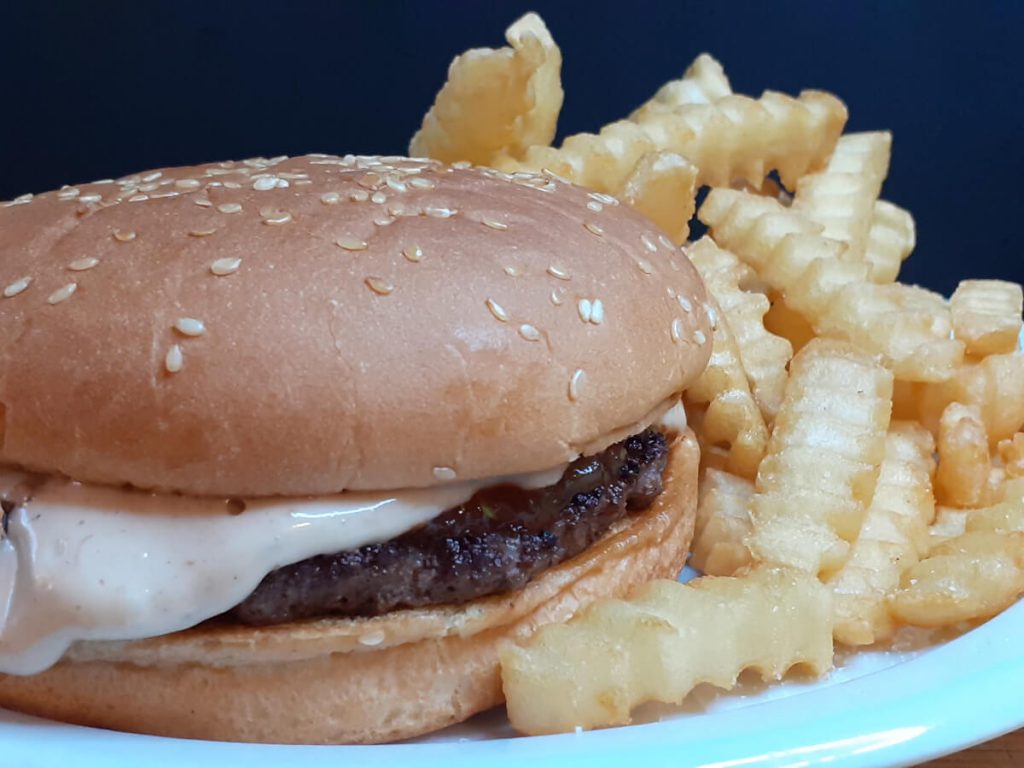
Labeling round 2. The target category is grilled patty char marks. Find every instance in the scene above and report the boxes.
[232,429,669,625]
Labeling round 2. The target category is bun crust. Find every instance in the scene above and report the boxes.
[0,432,699,744]
[0,156,711,495]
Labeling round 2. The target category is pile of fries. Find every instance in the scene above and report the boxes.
[412,13,1024,735]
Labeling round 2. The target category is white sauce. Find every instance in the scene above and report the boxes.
[0,406,688,677]
[658,399,688,433]
[0,465,563,675]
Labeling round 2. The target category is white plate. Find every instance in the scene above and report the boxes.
[3,578,1022,768]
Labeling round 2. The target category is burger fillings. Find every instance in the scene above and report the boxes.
[0,154,710,742]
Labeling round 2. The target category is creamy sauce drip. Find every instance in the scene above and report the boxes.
[0,404,687,676]
[0,465,563,675]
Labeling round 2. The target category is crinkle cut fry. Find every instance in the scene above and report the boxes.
[828,423,935,646]
[699,187,964,382]
[683,295,770,481]
[748,338,893,576]
[687,236,792,421]
[500,566,832,735]
[409,13,563,166]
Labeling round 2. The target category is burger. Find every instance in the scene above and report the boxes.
[0,154,712,743]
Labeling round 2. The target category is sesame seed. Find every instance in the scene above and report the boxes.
[586,200,603,213]
[707,306,719,329]
[3,276,32,298]
[481,216,508,231]
[57,187,80,200]
[365,276,394,295]
[388,203,408,217]
[403,244,424,262]
[174,317,206,337]
[677,296,693,313]
[584,222,604,237]
[194,198,213,207]
[641,234,658,253]
[659,234,675,250]
[112,229,136,243]
[671,318,684,344]
[127,194,149,203]
[150,191,179,200]
[320,192,341,205]
[358,630,386,647]
[590,299,605,325]
[374,215,395,227]
[486,298,509,322]
[504,266,523,278]
[371,191,387,204]
[409,177,435,190]
[175,178,202,189]
[223,181,242,190]
[578,298,593,323]
[636,258,654,275]
[210,257,241,276]
[252,176,277,191]
[452,161,472,170]
[142,171,162,183]
[217,202,243,214]
[546,265,571,281]
[189,227,218,237]
[568,369,586,402]
[138,183,159,193]
[518,323,541,341]
[165,345,184,374]
[589,191,618,205]
[47,283,77,305]
[349,190,370,202]
[68,257,99,272]
[425,206,456,218]
[694,329,707,345]
[336,235,368,251]
[433,466,457,482]
[358,173,382,189]
[261,211,293,225]
[78,193,102,204]
[385,177,407,193]
[550,287,566,305]
[274,178,290,189]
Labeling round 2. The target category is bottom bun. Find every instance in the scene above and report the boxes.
[0,430,699,744]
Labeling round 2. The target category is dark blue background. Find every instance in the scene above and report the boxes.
[2,2,1021,294]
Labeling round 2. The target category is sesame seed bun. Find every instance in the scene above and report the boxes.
[0,431,698,744]
[0,155,711,496]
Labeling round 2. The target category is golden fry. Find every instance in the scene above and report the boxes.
[999,434,1024,479]
[687,237,793,420]
[410,13,563,165]
[684,298,770,480]
[795,132,891,264]
[700,188,964,382]
[749,339,893,576]
[950,279,1024,357]
[935,403,990,508]
[641,53,732,109]
[621,151,699,244]
[864,200,915,283]
[692,468,755,576]
[889,531,1024,627]
[916,352,1024,444]
[500,567,832,735]
[828,424,935,646]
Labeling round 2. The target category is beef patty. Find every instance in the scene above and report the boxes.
[231,428,670,625]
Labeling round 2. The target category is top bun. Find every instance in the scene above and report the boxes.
[0,155,711,496]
